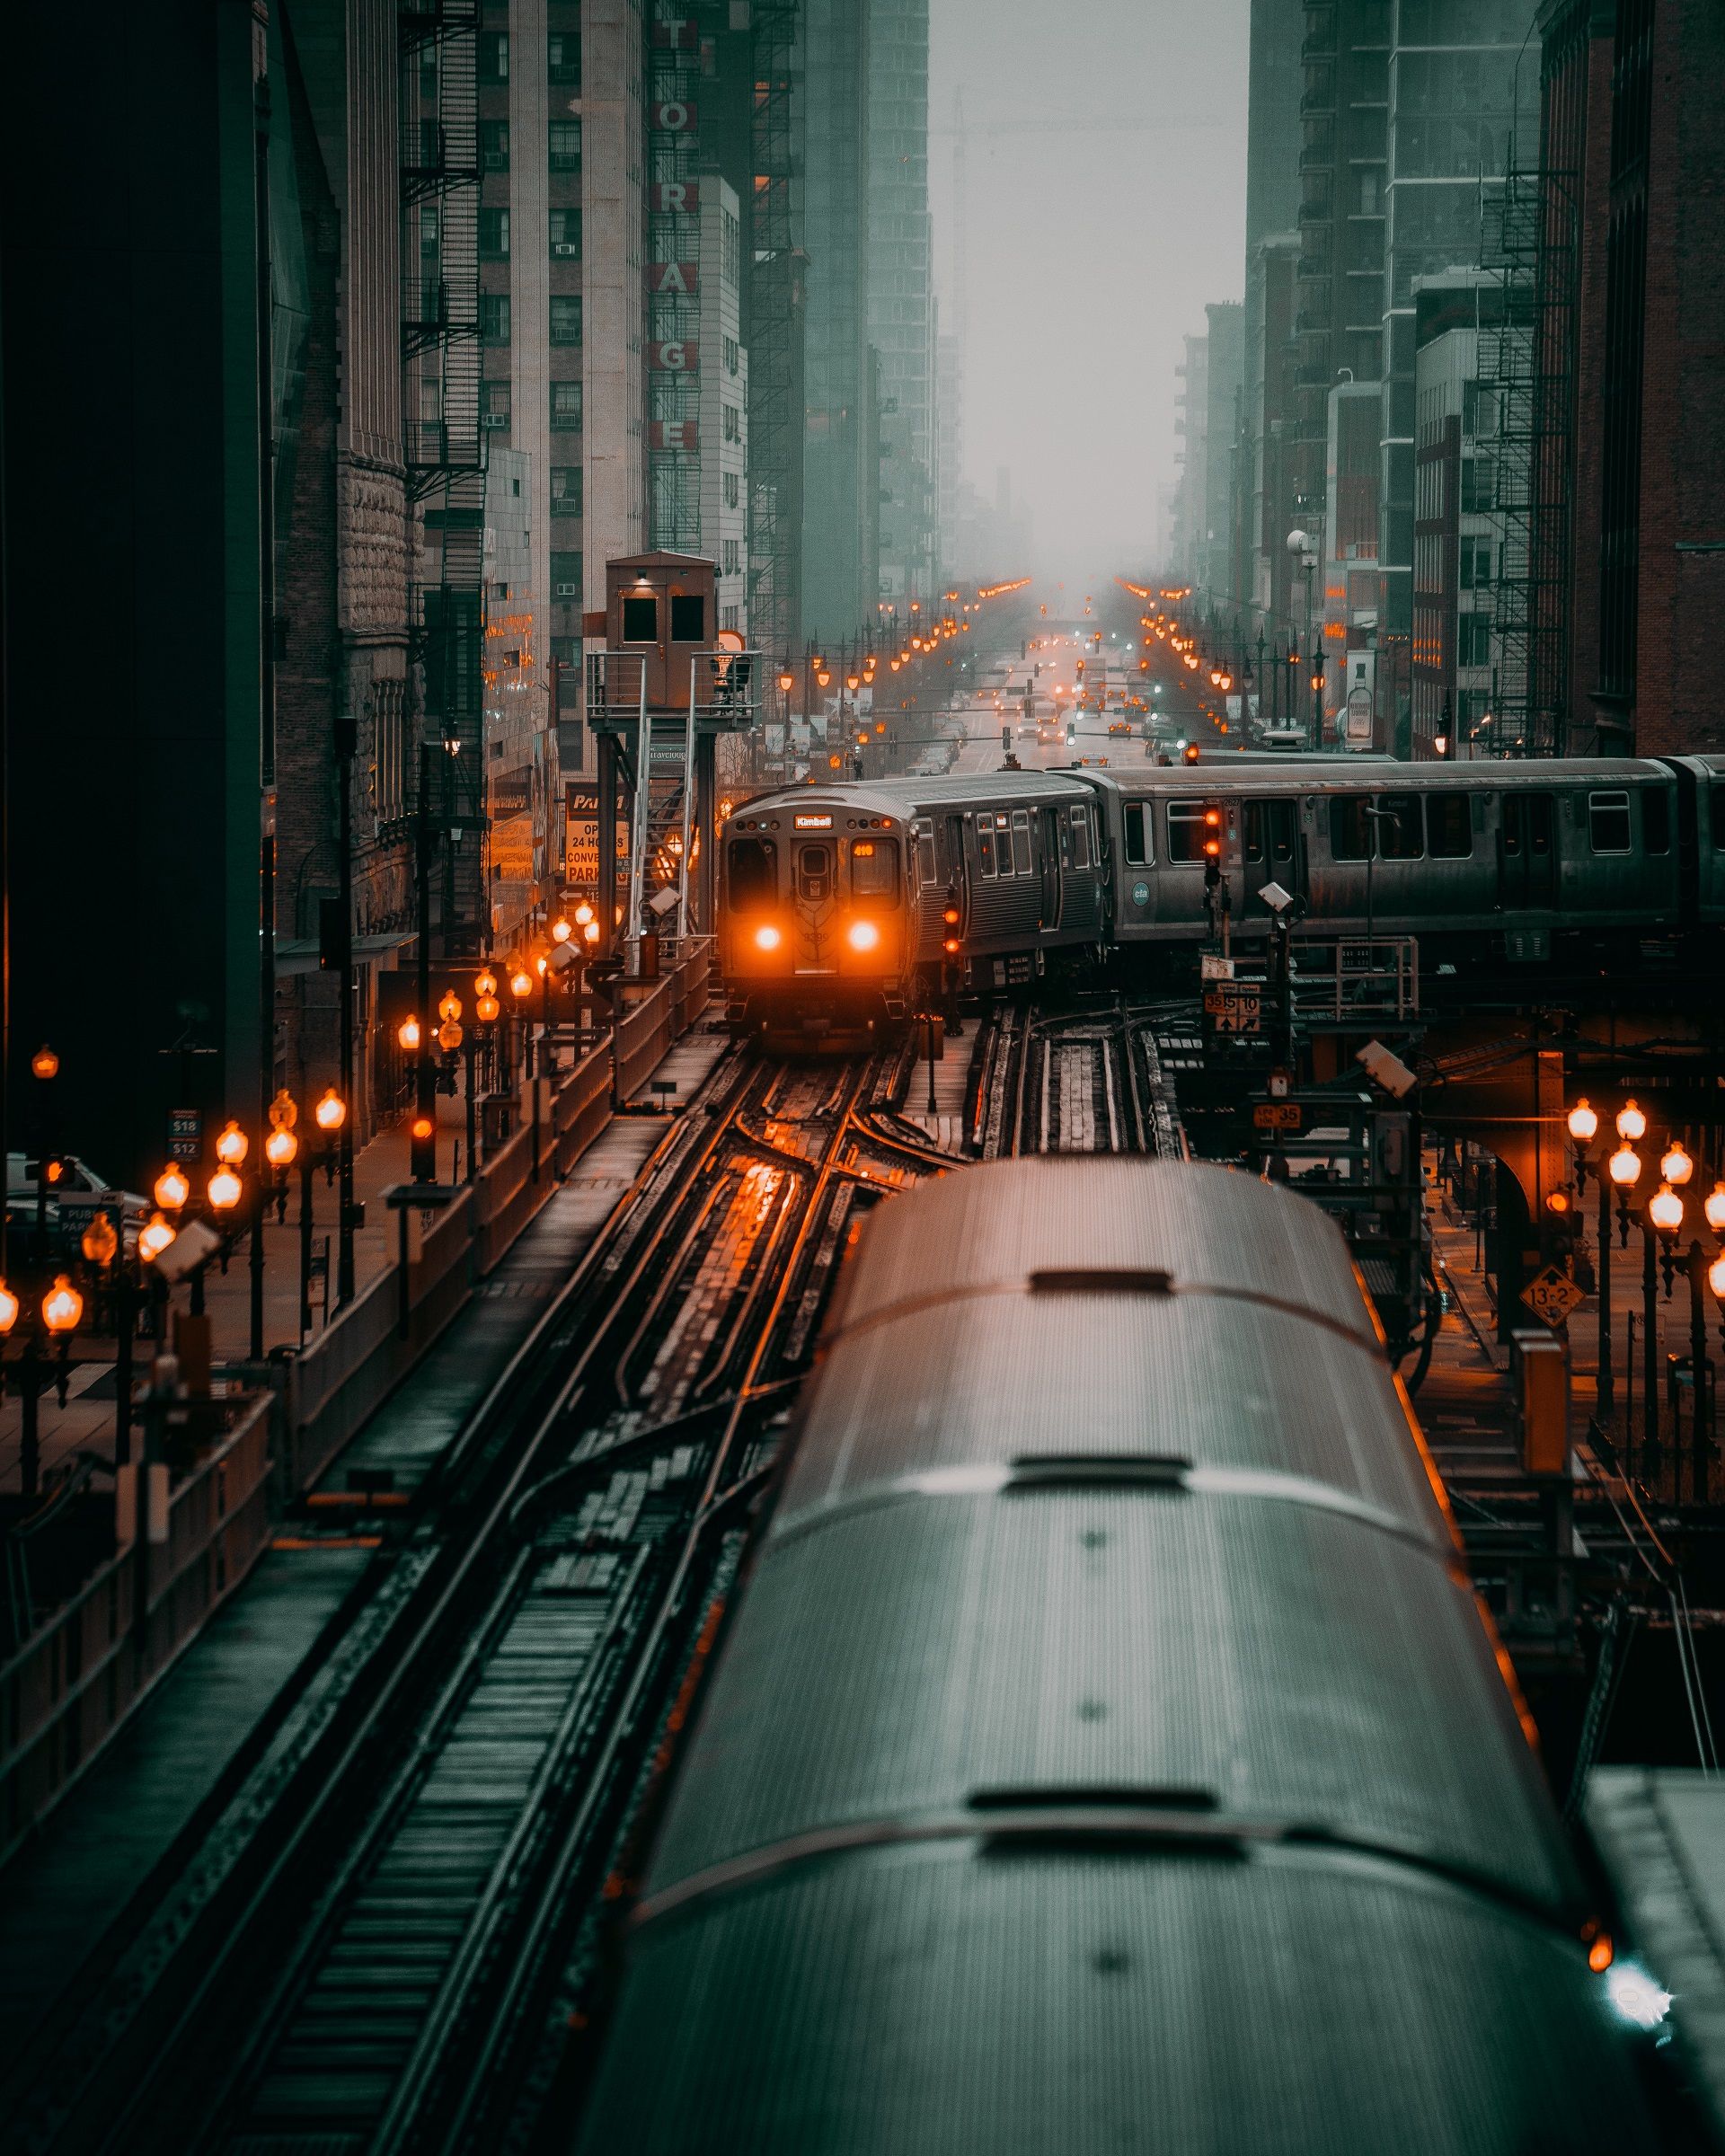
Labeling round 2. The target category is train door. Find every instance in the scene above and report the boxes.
[1242,796,1302,909]
[943,814,968,933]
[1499,791,1556,910]
[1039,805,1063,929]
[792,835,837,966]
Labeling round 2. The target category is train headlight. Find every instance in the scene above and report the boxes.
[846,919,880,953]
[754,923,783,952]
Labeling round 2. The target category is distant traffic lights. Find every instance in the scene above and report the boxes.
[1182,741,1200,765]
[410,1112,437,1184]
[942,886,962,956]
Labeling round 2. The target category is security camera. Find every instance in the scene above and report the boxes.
[152,1218,224,1286]
[1356,1038,1418,1100]
[1259,880,1295,915]
[647,886,681,920]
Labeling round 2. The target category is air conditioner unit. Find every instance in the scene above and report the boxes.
[482,412,509,429]
[553,243,579,257]
[554,582,579,596]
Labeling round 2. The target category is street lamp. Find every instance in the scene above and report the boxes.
[1706,1181,1725,1233]
[1661,1140,1694,1188]
[1615,1099,1648,1144]
[1650,1182,1685,1296]
[155,1162,190,1215]
[1609,1140,1643,1243]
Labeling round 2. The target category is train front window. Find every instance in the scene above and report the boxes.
[1589,791,1632,854]
[796,844,832,902]
[727,837,776,911]
[850,837,900,899]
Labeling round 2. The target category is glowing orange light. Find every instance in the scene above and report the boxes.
[0,1280,18,1335]
[265,1126,299,1169]
[1661,1141,1694,1187]
[1649,1183,1685,1235]
[846,920,880,952]
[1616,1100,1647,1143]
[208,1166,243,1214]
[215,1120,249,1168]
[510,969,533,999]
[1588,1934,1614,1975]
[138,1215,177,1263]
[155,1163,191,1212]
[42,1276,83,1335]
[1608,1144,1642,1188]
[31,1044,60,1082]
[1705,1181,1725,1233]
[1566,1100,1598,1144]
[315,1088,348,1133]
[399,1015,422,1052]
[754,924,783,951]
[474,969,499,998]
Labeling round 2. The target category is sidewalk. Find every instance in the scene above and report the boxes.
[0,1111,411,1495]
[0,1023,731,2073]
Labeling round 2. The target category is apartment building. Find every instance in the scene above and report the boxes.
[869,0,937,605]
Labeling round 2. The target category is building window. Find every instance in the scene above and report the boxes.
[479,208,509,260]
[552,465,583,518]
[1459,537,1492,589]
[1588,791,1632,854]
[480,293,510,344]
[481,379,511,430]
[550,295,583,346]
[723,336,740,376]
[723,470,739,508]
[548,31,580,85]
[551,550,583,601]
[551,381,583,432]
[478,31,509,84]
[550,119,582,172]
[722,404,740,443]
[550,208,581,260]
[670,594,705,641]
[723,538,740,576]
[1460,455,1495,514]
[1457,613,1491,667]
[481,120,509,172]
[1463,381,1498,439]
[1357,167,1380,215]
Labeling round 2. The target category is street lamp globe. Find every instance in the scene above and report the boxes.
[215,1120,249,1168]
[208,1166,243,1214]
[1566,1100,1599,1144]
[1706,1181,1725,1233]
[1608,1144,1643,1188]
[270,1089,298,1131]
[1615,1100,1648,1143]
[42,1276,83,1335]
[573,900,595,927]
[0,1280,18,1335]
[582,921,601,946]
[777,666,795,694]
[439,990,464,1024]
[265,1126,298,1170]
[438,1020,464,1053]
[1649,1183,1685,1237]
[81,1212,119,1268]
[510,968,533,1000]
[551,917,572,944]
[155,1163,191,1213]
[1660,1140,1694,1187]
[138,1215,177,1263]
[399,1014,422,1053]
[31,1044,60,1082]
[476,993,500,1023]
[315,1087,348,1134]
[1712,1252,1725,1303]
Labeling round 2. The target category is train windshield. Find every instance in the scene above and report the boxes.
[727,837,777,911]
[849,837,900,899]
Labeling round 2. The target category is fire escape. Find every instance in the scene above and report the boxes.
[1478,159,1578,757]
[400,1,488,952]
[747,1,803,664]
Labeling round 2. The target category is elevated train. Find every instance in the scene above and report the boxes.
[719,755,1725,1042]
[572,1162,1660,2153]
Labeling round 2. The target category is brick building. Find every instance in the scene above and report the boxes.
[1533,0,1725,755]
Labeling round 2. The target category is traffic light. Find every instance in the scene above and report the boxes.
[1075,658,1085,677]
[42,1155,66,1188]
[410,1111,437,1183]
[1202,805,1224,890]
[942,886,962,956]
[1182,741,1200,765]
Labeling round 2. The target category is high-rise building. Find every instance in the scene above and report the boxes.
[1172,334,1210,583]
[1528,0,1725,756]
[869,0,937,605]
[1376,0,1533,750]
[1202,303,1243,609]
[937,329,964,574]
[801,0,880,648]
[1295,0,1390,720]
[1239,0,1304,620]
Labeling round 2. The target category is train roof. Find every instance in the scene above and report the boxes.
[727,773,1093,824]
[1085,755,1677,798]
[581,1844,1652,2154]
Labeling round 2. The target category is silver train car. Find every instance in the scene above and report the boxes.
[572,1161,1657,2154]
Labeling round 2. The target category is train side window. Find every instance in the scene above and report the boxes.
[850,837,900,899]
[978,821,996,876]
[913,823,936,886]
[1376,792,1424,859]
[1329,796,1371,861]
[995,813,1015,878]
[1642,788,1670,854]
[1712,778,1725,847]
[1068,806,1091,869]
[1427,792,1473,858]
[1269,801,1296,861]
[1012,810,1031,873]
[1124,801,1149,866]
[726,837,776,910]
[1588,790,1632,853]
[1167,802,1208,862]
[1243,802,1265,863]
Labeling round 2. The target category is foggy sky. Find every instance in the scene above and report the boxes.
[928,0,1251,594]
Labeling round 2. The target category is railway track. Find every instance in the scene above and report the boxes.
[966,995,1189,1162]
[11,1042,927,2156]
